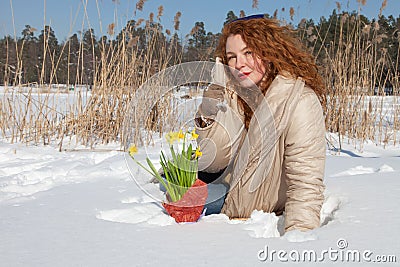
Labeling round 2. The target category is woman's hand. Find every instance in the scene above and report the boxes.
[199,84,225,118]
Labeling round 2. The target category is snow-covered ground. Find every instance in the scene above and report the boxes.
[0,86,91,118]
[0,134,399,266]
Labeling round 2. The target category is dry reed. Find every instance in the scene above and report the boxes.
[289,7,295,21]
[174,12,181,31]
[0,0,183,150]
[307,5,399,150]
[252,0,259,9]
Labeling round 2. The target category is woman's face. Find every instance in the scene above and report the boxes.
[225,34,266,87]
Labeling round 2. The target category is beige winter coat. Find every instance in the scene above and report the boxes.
[196,74,326,232]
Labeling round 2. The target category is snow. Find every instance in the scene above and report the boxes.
[242,210,281,238]
[1,135,400,266]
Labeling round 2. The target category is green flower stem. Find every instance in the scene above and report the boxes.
[129,130,200,203]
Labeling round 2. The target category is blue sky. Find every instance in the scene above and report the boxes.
[1,0,399,42]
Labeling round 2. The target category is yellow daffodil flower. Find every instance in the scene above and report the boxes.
[190,129,199,140]
[195,147,202,158]
[178,129,185,139]
[166,131,178,144]
[129,145,138,157]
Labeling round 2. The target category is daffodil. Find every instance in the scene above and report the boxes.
[195,147,202,159]
[130,129,203,203]
[129,145,138,157]
[178,129,185,139]
[166,131,178,144]
[190,129,199,140]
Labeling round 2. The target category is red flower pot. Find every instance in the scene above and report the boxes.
[162,179,208,223]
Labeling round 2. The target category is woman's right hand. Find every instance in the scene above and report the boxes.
[199,84,225,118]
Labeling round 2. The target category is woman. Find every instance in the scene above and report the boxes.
[196,15,326,232]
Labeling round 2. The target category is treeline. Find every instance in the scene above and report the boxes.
[1,9,399,89]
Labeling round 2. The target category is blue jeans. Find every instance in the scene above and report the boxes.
[159,170,229,215]
[202,182,229,215]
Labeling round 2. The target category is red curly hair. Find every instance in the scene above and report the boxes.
[216,17,326,129]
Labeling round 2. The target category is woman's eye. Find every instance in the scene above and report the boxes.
[245,51,252,56]
[227,56,236,61]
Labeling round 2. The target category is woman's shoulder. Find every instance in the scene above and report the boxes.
[275,73,319,100]
[273,73,296,86]
[267,74,298,96]
[301,85,318,98]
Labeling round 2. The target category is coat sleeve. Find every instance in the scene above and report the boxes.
[284,90,326,232]
[195,96,244,173]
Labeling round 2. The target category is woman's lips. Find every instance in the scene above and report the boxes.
[238,72,251,79]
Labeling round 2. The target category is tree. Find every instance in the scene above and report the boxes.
[223,11,238,26]
[18,25,39,83]
[37,25,59,84]
[38,25,58,51]
[82,28,97,85]
[67,33,80,84]
[0,36,17,84]
[21,25,37,42]
[168,32,183,64]
[185,22,208,61]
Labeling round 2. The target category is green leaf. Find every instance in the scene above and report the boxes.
[136,135,200,202]
[146,157,175,199]
[187,144,193,160]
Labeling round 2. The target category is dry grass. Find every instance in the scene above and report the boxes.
[0,0,183,150]
[301,4,399,150]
